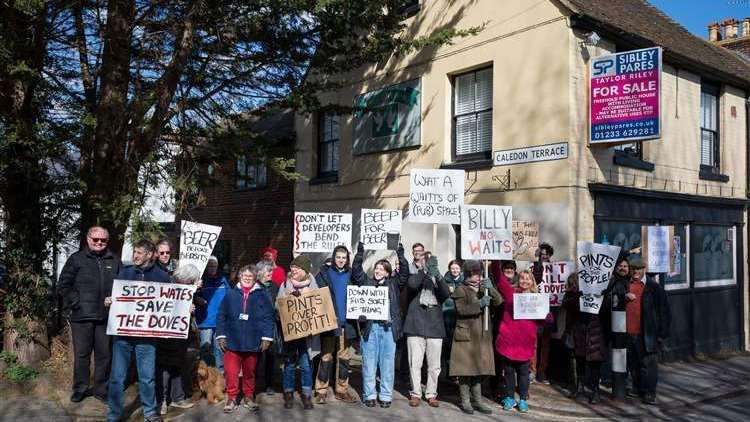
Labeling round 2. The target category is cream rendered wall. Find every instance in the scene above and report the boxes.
[295,0,574,267]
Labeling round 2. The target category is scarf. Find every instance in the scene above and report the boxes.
[291,274,311,290]
[464,277,480,292]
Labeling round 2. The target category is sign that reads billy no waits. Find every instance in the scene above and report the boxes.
[461,205,513,260]
[294,212,352,254]
[107,280,196,339]
[408,169,465,225]
[590,47,661,144]
[179,220,222,275]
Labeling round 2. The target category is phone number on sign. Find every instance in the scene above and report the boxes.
[593,127,656,140]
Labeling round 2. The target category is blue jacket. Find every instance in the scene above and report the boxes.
[196,275,230,328]
[117,263,171,283]
[215,284,275,352]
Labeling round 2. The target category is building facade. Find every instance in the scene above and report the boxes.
[294,0,750,359]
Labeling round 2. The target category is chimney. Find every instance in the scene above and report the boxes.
[743,18,750,37]
[724,18,739,38]
[709,22,721,41]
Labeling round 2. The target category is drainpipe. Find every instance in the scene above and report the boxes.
[744,95,749,352]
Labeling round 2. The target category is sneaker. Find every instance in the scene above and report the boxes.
[159,402,168,415]
[379,401,391,408]
[223,399,238,413]
[364,399,376,407]
[427,397,439,407]
[501,396,516,411]
[517,399,529,413]
[144,415,163,422]
[243,397,259,411]
[642,393,657,405]
[265,387,276,396]
[409,395,421,407]
[170,399,194,409]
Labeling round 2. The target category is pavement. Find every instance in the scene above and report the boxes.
[2,353,749,421]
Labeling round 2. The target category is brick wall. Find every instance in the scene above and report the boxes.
[175,158,295,272]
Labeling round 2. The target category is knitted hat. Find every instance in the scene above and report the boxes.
[462,260,483,278]
[291,255,312,274]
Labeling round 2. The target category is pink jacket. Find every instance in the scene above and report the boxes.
[494,272,542,362]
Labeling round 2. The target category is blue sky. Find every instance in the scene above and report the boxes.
[648,0,750,38]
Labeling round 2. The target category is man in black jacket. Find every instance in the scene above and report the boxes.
[59,226,121,403]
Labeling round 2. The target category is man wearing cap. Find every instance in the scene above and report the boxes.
[623,257,671,405]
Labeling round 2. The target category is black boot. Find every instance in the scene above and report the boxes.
[589,386,600,404]
[283,392,294,409]
[302,394,314,410]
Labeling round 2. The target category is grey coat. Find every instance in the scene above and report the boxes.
[403,270,451,338]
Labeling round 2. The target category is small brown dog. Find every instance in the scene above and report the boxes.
[196,361,225,404]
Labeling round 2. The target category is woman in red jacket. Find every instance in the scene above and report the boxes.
[495,269,548,413]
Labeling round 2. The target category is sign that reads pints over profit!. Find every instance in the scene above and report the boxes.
[577,241,622,296]
[294,212,353,254]
[277,288,337,342]
[360,209,402,250]
[179,221,222,275]
[590,47,661,144]
[461,205,513,260]
[408,169,465,224]
[346,286,390,321]
[107,280,196,339]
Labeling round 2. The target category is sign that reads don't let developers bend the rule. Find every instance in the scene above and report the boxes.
[590,47,661,144]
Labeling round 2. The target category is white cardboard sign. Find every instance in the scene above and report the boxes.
[360,209,402,250]
[346,286,390,321]
[179,220,222,275]
[294,212,353,253]
[513,293,550,320]
[107,280,196,339]
[576,241,621,296]
[580,293,604,315]
[461,205,513,260]
[646,225,671,273]
[538,261,575,306]
[408,169,465,224]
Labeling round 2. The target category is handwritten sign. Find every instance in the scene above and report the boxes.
[360,209,402,250]
[179,221,222,275]
[461,205,513,260]
[345,286,390,321]
[512,221,539,261]
[580,294,604,315]
[577,241,621,296]
[107,280,196,339]
[408,169,465,224]
[642,225,675,273]
[293,212,352,253]
[513,293,550,320]
[538,261,575,306]
[277,288,337,341]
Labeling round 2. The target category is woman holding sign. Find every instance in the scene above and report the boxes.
[495,269,550,413]
[352,242,410,408]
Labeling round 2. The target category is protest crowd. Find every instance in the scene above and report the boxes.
[59,214,671,422]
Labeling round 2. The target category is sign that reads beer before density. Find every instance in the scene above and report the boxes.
[408,169,465,224]
[294,212,352,254]
[461,205,513,260]
[277,288,337,342]
[360,209,401,250]
[107,280,196,339]
[179,221,222,275]
[590,47,661,144]
[346,286,390,321]
[494,142,568,166]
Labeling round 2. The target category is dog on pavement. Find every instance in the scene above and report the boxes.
[196,360,225,404]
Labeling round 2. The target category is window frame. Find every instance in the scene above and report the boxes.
[451,66,493,162]
[234,154,267,190]
[692,224,737,288]
[699,82,720,170]
[317,112,340,178]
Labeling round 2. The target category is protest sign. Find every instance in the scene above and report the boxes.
[580,294,604,315]
[277,288,337,341]
[408,169,465,224]
[107,280,196,339]
[461,205,513,260]
[642,225,675,273]
[360,209,402,250]
[179,220,222,275]
[512,221,539,261]
[346,286,390,321]
[538,261,575,306]
[294,212,352,253]
[577,241,621,295]
[513,293,550,320]
[590,47,661,144]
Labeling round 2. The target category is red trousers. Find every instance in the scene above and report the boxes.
[224,350,260,400]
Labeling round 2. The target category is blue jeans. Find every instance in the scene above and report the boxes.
[282,341,312,396]
[361,323,396,402]
[199,328,224,373]
[107,337,157,421]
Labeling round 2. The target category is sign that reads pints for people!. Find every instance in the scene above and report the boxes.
[577,241,621,296]
[179,221,222,275]
[408,169,465,224]
[346,286,390,321]
[107,280,196,339]
[360,209,402,250]
[461,205,513,260]
[293,212,352,254]
[277,288,337,342]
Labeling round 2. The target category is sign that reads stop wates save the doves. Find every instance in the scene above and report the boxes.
[353,79,421,155]
[179,221,222,275]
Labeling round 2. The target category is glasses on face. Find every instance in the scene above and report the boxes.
[89,237,108,244]
[159,251,171,255]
